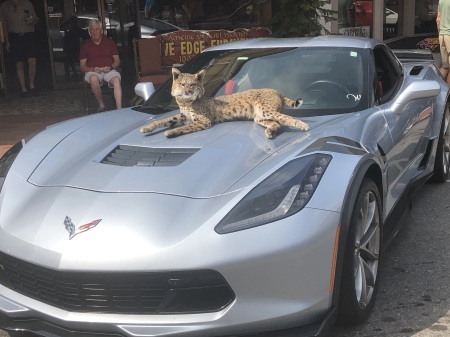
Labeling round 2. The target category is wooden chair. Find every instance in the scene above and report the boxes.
[82,38,122,113]
[83,71,121,113]
[133,37,169,87]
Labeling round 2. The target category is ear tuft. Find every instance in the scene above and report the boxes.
[172,67,181,80]
[196,69,206,82]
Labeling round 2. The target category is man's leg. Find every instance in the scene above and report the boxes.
[28,58,37,89]
[440,66,448,80]
[15,61,27,93]
[440,35,450,82]
[109,76,122,109]
[88,75,106,109]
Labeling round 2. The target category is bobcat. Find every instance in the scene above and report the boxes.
[140,68,309,139]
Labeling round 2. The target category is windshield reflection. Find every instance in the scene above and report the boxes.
[143,47,369,117]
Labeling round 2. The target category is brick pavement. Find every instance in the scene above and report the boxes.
[0,84,136,157]
[0,88,88,157]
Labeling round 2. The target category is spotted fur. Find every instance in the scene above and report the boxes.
[140,68,309,138]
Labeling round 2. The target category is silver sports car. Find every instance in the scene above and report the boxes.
[0,36,449,337]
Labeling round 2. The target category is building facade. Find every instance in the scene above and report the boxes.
[333,0,438,41]
[0,0,440,94]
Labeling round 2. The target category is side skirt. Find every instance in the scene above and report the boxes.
[382,171,433,251]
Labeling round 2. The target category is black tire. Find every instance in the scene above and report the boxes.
[337,178,382,324]
[429,102,450,183]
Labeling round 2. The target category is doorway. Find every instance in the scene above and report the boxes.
[45,0,140,90]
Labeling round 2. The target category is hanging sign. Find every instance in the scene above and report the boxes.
[158,27,272,66]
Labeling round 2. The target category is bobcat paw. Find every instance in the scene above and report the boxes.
[164,130,177,138]
[265,129,275,139]
[295,121,309,131]
[140,124,155,133]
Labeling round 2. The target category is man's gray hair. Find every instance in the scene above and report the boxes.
[88,19,102,30]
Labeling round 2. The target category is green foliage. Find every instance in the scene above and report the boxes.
[271,0,337,37]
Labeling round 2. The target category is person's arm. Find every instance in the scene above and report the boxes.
[1,21,9,52]
[80,58,101,73]
[27,4,39,26]
[110,54,120,70]
[0,7,10,52]
[437,10,441,33]
[102,54,120,73]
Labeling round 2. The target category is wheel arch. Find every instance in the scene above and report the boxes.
[330,159,383,309]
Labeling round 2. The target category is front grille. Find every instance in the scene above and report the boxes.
[0,252,234,314]
[101,145,199,167]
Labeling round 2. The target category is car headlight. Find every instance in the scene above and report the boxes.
[215,154,332,234]
[0,141,23,191]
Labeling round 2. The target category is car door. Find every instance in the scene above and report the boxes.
[375,45,434,212]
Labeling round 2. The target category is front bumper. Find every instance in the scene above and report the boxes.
[0,301,336,337]
[0,178,342,337]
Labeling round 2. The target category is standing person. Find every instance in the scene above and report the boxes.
[0,0,39,98]
[338,0,355,29]
[62,15,89,81]
[79,19,122,112]
[437,0,450,85]
[145,0,161,18]
[186,0,205,24]
[174,0,190,28]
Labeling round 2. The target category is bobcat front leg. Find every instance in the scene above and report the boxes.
[254,118,282,138]
[273,114,309,131]
[140,113,187,134]
[164,114,212,138]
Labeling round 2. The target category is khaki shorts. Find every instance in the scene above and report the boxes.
[84,70,121,87]
[439,35,450,69]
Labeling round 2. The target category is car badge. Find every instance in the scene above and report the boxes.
[64,216,102,240]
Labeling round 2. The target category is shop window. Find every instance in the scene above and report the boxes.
[415,0,438,34]
[338,0,372,38]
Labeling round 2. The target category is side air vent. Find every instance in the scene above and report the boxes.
[409,66,423,76]
[101,145,199,167]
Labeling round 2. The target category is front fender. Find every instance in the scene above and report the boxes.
[330,156,383,309]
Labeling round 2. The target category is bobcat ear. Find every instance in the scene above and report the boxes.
[172,67,181,80]
[196,69,206,82]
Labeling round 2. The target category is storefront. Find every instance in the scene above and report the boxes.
[334,0,438,41]
[0,0,146,92]
[0,0,440,95]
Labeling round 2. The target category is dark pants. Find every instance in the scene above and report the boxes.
[9,32,37,62]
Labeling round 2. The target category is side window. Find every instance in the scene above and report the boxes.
[373,45,403,103]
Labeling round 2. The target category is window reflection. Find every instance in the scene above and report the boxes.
[415,0,438,34]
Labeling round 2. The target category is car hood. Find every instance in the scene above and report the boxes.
[26,110,348,198]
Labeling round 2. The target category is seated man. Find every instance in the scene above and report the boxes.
[80,19,122,112]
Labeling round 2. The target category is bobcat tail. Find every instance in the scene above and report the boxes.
[283,96,303,109]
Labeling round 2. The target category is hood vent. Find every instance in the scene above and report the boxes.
[101,145,199,167]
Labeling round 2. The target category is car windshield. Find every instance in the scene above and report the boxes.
[142,47,370,117]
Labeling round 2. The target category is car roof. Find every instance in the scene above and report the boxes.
[203,35,380,52]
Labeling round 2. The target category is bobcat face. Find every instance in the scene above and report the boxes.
[171,68,206,101]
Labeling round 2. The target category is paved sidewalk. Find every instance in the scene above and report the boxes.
[0,88,88,157]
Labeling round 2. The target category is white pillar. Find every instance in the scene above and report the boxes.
[373,0,384,40]
[403,0,415,36]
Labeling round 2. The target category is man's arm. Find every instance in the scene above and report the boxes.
[102,54,120,73]
[110,54,120,70]
[0,6,10,52]
[437,10,441,33]
[80,58,101,73]
[1,21,9,51]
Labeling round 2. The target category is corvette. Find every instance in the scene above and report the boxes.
[0,36,449,337]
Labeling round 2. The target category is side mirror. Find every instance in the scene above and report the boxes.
[392,80,441,114]
[134,82,156,102]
